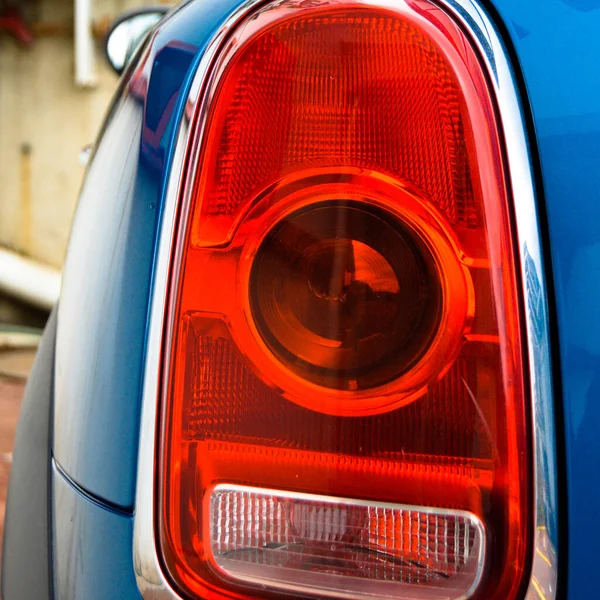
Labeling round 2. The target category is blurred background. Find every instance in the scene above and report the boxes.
[0,0,167,560]
[1,0,168,325]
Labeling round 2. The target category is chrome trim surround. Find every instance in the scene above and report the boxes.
[133,1,559,599]
[207,484,486,600]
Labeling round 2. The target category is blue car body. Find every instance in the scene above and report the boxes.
[3,0,600,597]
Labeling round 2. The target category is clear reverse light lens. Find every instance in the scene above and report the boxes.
[209,485,486,599]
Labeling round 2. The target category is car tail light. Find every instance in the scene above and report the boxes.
[159,1,531,600]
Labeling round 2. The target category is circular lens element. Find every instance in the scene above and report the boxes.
[249,202,443,391]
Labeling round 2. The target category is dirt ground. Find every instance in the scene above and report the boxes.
[0,348,36,566]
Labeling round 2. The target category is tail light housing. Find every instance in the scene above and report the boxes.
[157,1,532,599]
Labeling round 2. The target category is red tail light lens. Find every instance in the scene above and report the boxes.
[159,1,530,600]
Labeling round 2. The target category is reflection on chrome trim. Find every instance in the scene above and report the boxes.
[133,1,559,599]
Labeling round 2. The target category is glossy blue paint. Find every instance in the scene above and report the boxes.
[52,462,142,600]
[54,0,251,510]
[484,0,600,595]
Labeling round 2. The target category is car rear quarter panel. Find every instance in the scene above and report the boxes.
[53,0,247,510]
[485,0,600,597]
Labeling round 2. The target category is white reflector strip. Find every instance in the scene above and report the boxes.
[208,484,485,599]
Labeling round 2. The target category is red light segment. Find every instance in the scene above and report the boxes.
[192,6,484,250]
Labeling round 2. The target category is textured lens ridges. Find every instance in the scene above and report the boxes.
[211,486,483,595]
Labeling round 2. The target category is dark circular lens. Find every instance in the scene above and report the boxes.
[249,202,442,391]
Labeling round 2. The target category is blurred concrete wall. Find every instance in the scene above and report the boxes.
[0,0,160,269]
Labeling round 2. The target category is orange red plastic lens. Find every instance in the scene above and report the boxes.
[159,2,531,600]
